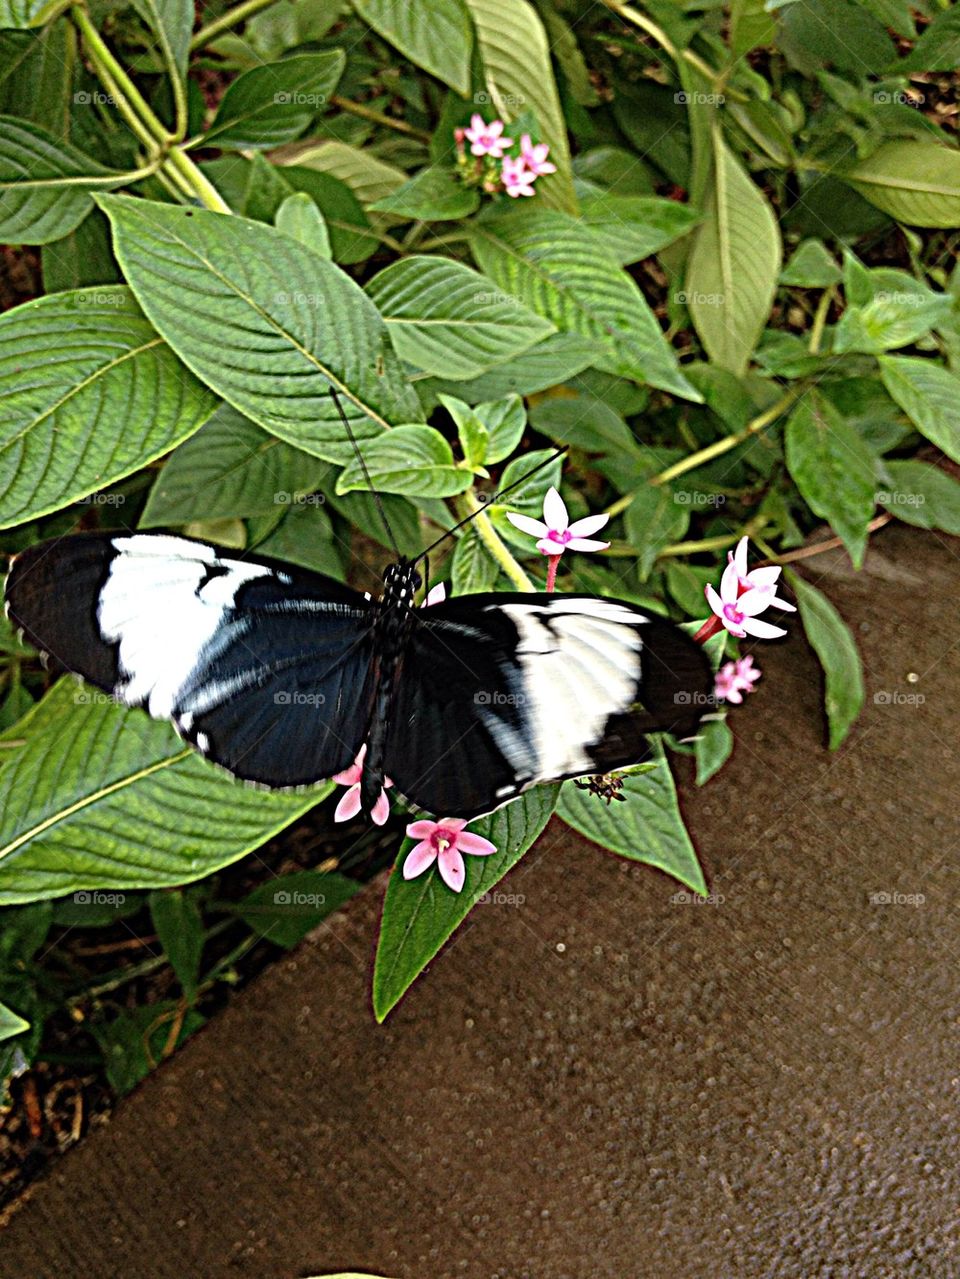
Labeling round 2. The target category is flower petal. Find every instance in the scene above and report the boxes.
[745,565,781,587]
[334,785,362,823]
[566,537,610,553]
[738,587,774,616]
[705,583,725,617]
[733,536,749,577]
[724,688,744,705]
[506,512,548,538]
[438,846,466,893]
[766,593,797,613]
[370,789,391,826]
[719,557,740,602]
[542,486,568,532]
[536,538,565,556]
[443,817,468,832]
[402,841,437,879]
[567,513,610,537]
[456,831,497,857]
[406,819,437,839]
[740,616,787,639]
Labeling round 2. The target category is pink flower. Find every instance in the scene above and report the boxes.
[501,156,538,198]
[727,536,797,613]
[422,582,446,607]
[507,486,610,556]
[714,655,761,705]
[402,818,497,893]
[519,134,556,176]
[704,540,791,639]
[464,114,512,158]
[332,744,391,826]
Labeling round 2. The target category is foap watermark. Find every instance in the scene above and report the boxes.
[474,91,524,107]
[876,489,925,508]
[477,890,525,907]
[76,289,126,308]
[873,90,924,107]
[274,291,323,306]
[274,691,326,706]
[77,492,126,507]
[472,290,522,308]
[273,889,326,906]
[674,690,719,708]
[73,890,126,906]
[675,91,725,105]
[873,690,925,706]
[674,490,725,508]
[474,690,526,706]
[273,91,327,106]
[675,289,727,308]
[74,90,116,106]
[670,890,725,906]
[274,491,325,507]
[73,689,120,706]
[869,890,925,906]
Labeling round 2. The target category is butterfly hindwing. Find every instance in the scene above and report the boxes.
[5,533,377,786]
[384,593,712,818]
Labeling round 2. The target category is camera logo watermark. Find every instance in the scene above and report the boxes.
[675,289,727,307]
[274,491,325,506]
[868,890,925,906]
[674,491,725,507]
[73,890,126,906]
[873,690,925,706]
[670,890,725,905]
[474,690,526,706]
[273,92,327,106]
[477,890,525,906]
[274,691,326,706]
[273,889,326,906]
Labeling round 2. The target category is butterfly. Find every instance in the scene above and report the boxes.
[4,529,712,820]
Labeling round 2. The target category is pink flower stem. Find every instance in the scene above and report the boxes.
[545,554,561,593]
[693,614,722,645]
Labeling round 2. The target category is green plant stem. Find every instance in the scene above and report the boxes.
[606,0,748,100]
[165,145,232,212]
[651,385,804,486]
[1,160,161,190]
[808,286,834,354]
[457,491,535,591]
[189,0,279,50]
[416,232,473,252]
[329,95,432,142]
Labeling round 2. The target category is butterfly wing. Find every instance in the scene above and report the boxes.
[4,532,377,786]
[384,593,712,818]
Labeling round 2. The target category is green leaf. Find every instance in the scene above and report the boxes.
[373,787,558,1020]
[0,22,76,134]
[422,332,595,403]
[366,256,554,381]
[234,869,360,948]
[578,193,701,266]
[463,0,575,212]
[472,209,701,400]
[895,3,960,72]
[557,743,707,894]
[0,115,129,244]
[0,1001,29,1043]
[97,196,420,463]
[253,498,344,579]
[788,572,864,750]
[0,0,62,25]
[368,166,479,221]
[352,0,473,96]
[0,286,217,529]
[475,393,525,463]
[685,134,781,376]
[833,291,952,354]
[529,395,638,458]
[275,191,331,258]
[877,355,960,464]
[94,1001,205,1096]
[130,0,192,84]
[625,484,689,579]
[336,425,471,498]
[438,394,488,467]
[844,142,960,228]
[148,887,204,999]
[141,405,330,525]
[780,238,842,287]
[0,681,326,905]
[202,51,345,149]
[695,716,733,785]
[493,447,562,514]
[288,142,406,208]
[876,460,960,534]
[784,392,876,568]
[451,525,498,593]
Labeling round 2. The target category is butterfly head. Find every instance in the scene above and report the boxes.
[381,560,422,611]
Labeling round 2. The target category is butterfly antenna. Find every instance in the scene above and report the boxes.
[329,385,401,559]
[416,445,567,562]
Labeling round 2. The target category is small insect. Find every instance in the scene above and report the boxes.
[574,773,628,804]
[4,392,712,820]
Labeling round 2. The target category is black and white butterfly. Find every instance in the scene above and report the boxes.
[4,530,712,819]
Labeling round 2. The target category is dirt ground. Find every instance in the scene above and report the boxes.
[1,521,957,1279]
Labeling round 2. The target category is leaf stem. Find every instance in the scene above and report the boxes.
[650,385,804,486]
[808,285,834,354]
[329,95,432,142]
[189,0,280,50]
[164,145,232,212]
[457,491,535,591]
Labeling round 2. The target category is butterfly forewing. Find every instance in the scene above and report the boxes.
[384,594,712,818]
[5,533,377,786]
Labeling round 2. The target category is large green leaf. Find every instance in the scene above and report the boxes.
[788,573,864,750]
[894,4,960,72]
[422,332,596,403]
[0,681,326,905]
[352,0,473,96]
[274,191,331,258]
[373,787,558,1021]
[234,869,361,948]
[557,743,707,895]
[784,392,877,568]
[368,167,480,221]
[685,134,781,375]
[471,209,701,400]
[96,196,420,463]
[877,355,960,464]
[141,405,331,525]
[844,142,960,228]
[877,460,960,534]
[287,141,406,207]
[366,255,554,380]
[201,51,345,149]
[336,425,471,498]
[130,0,192,84]
[463,0,575,212]
[0,22,76,134]
[833,292,952,354]
[0,286,217,529]
[0,116,130,244]
[0,0,62,28]
[578,192,701,266]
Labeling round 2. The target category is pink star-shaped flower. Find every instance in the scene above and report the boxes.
[332,744,391,826]
[519,134,556,177]
[464,114,512,158]
[501,155,538,198]
[402,818,497,893]
[704,540,791,640]
[506,486,610,556]
[714,655,761,705]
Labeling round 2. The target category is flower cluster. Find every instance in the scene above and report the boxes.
[454,115,556,199]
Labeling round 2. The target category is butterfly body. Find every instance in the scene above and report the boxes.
[5,532,712,820]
